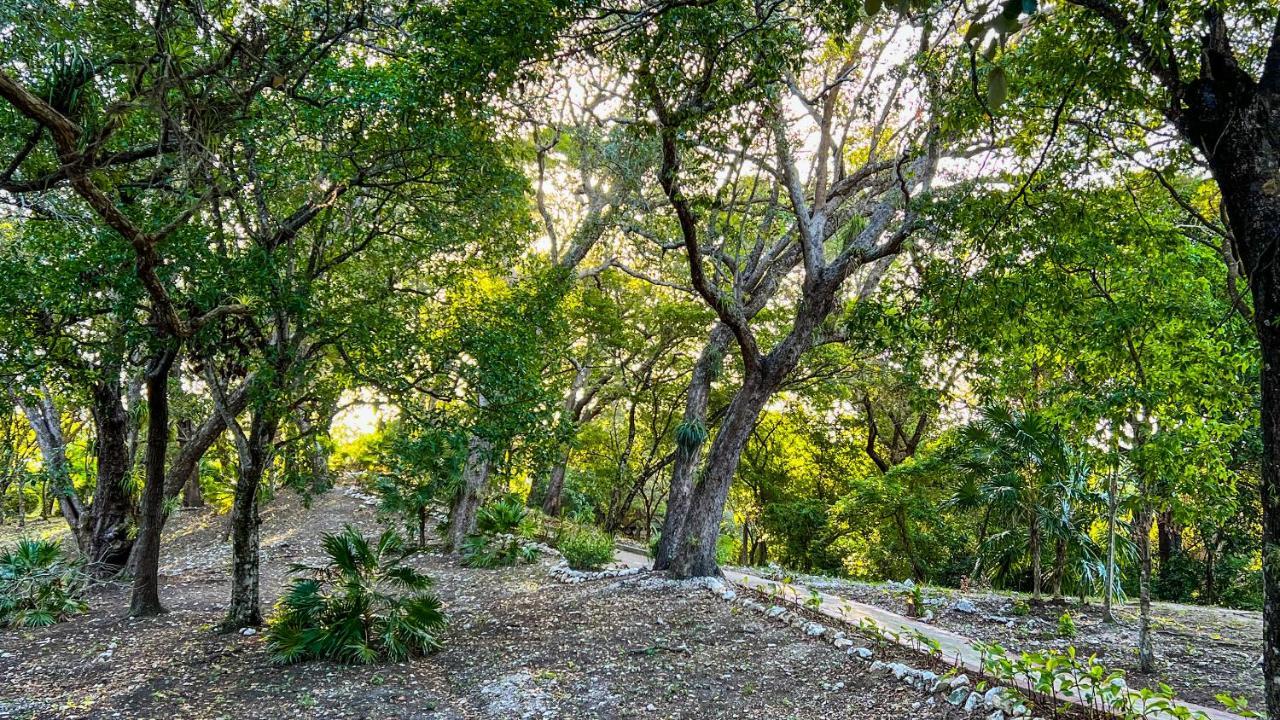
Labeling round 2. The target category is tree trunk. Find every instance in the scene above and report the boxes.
[1052,536,1066,599]
[1169,53,1280,718]
[176,419,203,508]
[540,451,570,517]
[1204,531,1220,606]
[15,389,81,531]
[129,349,177,617]
[1103,464,1119,622]
[80,379,136,573]
[443,434,491,553]
[1136,503,1155,672]
[1156,509,1181,585]
[295,413,332,489]
[971,507,990,581]
[223,413,277,630]
[16,471,25,527]
[1029,516,1042,601]
[667,371,772,578]
[654,325,729,571]
[894,506,926,583]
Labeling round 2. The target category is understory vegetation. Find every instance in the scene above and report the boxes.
[2,0,1279,717]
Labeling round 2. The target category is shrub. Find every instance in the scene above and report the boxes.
[556,524,615,571]
[0,538,88,628]
[1010,598,1031,616]
[459,534,539,569]
[1057,611,1076,638]
[476,494,527,536]
[267,526,445,664]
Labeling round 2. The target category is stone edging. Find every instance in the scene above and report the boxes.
[547,561,646,584]
[694,576,1038,720]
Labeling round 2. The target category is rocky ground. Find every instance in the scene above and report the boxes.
[0,490,968,720]
[745,568,1261,710]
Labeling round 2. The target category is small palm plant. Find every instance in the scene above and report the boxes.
[475,494,528,535]
[0,538,89,628]
[267,526,446,664]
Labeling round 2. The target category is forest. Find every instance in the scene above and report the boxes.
[0,0,1277,719]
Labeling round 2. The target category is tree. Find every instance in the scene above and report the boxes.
[606,0,954,576]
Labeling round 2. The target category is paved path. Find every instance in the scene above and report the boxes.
[612,548,1241,720]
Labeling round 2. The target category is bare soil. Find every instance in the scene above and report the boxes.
[0,491,966,719]
[752,569,1261,711]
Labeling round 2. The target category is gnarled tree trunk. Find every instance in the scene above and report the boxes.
[80,378,136,573]
[14,388,81,531]
[654,325,729,571]
[443,434,491,553]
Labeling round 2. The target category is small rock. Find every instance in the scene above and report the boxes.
[946,688,969,706]
[852,647,874,660]
[952,599,978,614]
[240,627,257,636]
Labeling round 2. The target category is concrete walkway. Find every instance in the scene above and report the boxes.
[612,549,1242,720]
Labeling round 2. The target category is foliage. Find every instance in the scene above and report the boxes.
[1057,611,1077,639]
[266,527,445,665]
[972,642,1223,720]
[0,538,88,628]
[555,524,616,571]
[476,495,529,536]
[459,534,540,569]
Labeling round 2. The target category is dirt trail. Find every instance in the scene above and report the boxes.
[0,489,964,720]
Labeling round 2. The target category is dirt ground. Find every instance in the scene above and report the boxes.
[0,490,967,720]
[753,569,1261,710]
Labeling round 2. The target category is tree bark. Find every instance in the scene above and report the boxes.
[667,370,773,578]
[443,434,491,553]
[1052,536,1066,599]
[223,413,278,630]
[1103,464,1119,622]
[894,506,926,583]
[177,420,203,508]
[1029,516,1042,601]
[540,451,570,517]
[654,324,729,571]
[1136,503,1155,672]
[130,348,178,617]
[15,388,81,531]
[80,379,136,573]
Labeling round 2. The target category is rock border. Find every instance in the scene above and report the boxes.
[692,576,1039,720]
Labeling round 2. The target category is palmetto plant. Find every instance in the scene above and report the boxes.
[0,538,89,628]
[948,405,1096,600]
[267,526,445,664]
[475,494,528,536]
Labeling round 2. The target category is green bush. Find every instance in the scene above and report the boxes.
[0,538,88,628]
[1056,611,1076,638]
[476,494,528,536]
[1010,598,1031,616]
[459,534,539,569]
[267,526,445,664]
[556,524,615,571]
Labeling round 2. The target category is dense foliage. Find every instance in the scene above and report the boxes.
[3,0,1279,714]
[266,527,445,664]
[0,538,88,628]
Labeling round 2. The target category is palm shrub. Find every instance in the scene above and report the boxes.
[267,526,445,664]
[459,534,539,569]
[475,494,527,535]
[0,538,89,628]
[459,495,540,569]
[556,523,615,571]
